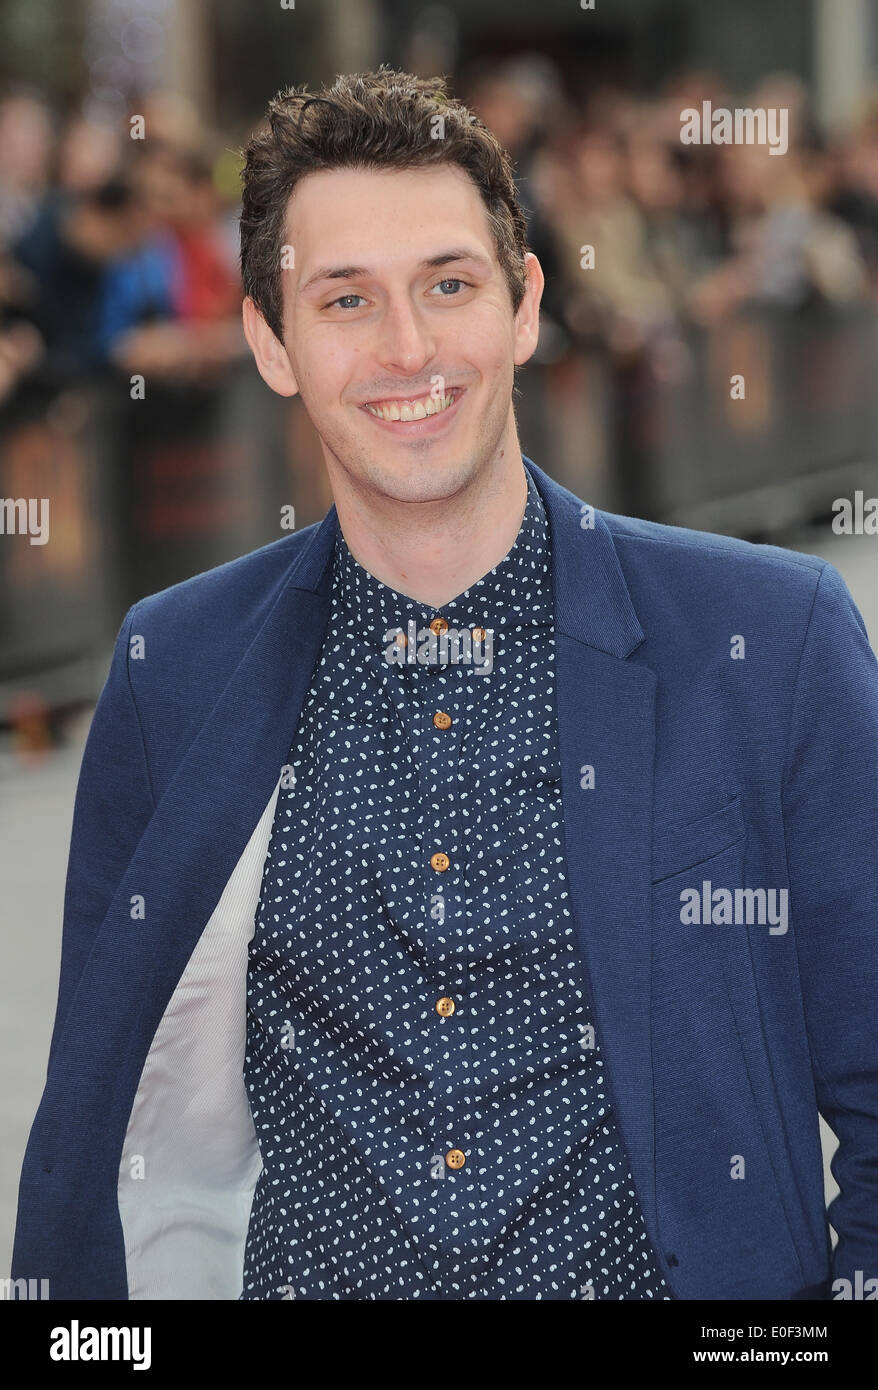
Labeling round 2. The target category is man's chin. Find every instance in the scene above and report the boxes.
[372,471,475,508]
[355,452,478,506]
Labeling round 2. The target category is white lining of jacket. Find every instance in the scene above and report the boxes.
[117,781,279,1299]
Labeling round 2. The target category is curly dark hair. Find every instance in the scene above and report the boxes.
[239,65,530,342]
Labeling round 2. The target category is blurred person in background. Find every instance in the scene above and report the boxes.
[9,173,160,386]
[465,54,571,360]
[0,87,55,251]
[109,141,245,383]
[829,95,878,296]
[547,113,688,513]
[552,119,677,352]
[55,113,124,196]
[0,88,56,403]
[688,133,866,326]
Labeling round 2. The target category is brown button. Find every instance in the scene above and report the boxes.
[430,616,448,635]
[445,1148,466,1170]
[430,851,450,872]
[436,996,455,1017]
[394,631,407,648]
[472,626,487,642]
[432,711,452,730]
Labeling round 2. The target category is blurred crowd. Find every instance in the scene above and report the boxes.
[1,58,878,409]
[467,59,878,382]
[0,88,247,409]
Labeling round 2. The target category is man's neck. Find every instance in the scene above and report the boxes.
[330,452,530,610]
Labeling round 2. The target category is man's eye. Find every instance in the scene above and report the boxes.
[326,293,366,311]
[430,278,467,296]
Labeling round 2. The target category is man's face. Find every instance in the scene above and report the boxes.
[256,163,540,505]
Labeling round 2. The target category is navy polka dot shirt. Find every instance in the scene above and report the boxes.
[241,467,670,1300]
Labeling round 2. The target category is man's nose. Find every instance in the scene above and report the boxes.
[375,298,436,375]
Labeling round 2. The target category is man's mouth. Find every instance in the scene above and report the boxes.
[361,386,462,422]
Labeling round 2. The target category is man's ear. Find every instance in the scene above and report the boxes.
[512,252,545,369]
[242,295,300,398]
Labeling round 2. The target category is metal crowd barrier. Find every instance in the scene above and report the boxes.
[643,302,878,533]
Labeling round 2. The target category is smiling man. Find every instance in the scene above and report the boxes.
[12,68,878,1302]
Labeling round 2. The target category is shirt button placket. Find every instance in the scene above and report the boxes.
[420,613,473,1272]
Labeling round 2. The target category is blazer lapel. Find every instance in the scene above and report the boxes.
[125,505,343,1015]
[526,458,665,1275]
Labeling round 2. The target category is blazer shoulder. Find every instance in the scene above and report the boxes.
[130,521,325,630]
[119,521,332,800]
[601,508,828,601]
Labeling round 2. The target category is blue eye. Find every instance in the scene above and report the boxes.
[432,278,465,295]
[328,293,366,310]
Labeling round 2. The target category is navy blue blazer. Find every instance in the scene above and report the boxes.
[11,455,878,1299]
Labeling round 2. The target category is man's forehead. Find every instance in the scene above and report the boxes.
[284,162,488,240]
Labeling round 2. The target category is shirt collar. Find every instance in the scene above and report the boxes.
[332,465,553,635]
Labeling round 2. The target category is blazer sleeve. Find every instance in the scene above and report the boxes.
[781,560,878,1290]
[47,600,156,1069]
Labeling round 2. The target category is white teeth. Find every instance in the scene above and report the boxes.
[365,391,456,421]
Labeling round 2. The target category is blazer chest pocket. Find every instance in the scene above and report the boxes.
[652,794,745,884]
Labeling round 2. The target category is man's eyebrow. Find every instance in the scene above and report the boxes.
[298,249,493,295]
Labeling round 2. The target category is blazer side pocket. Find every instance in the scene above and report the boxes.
[652,794,745,884]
